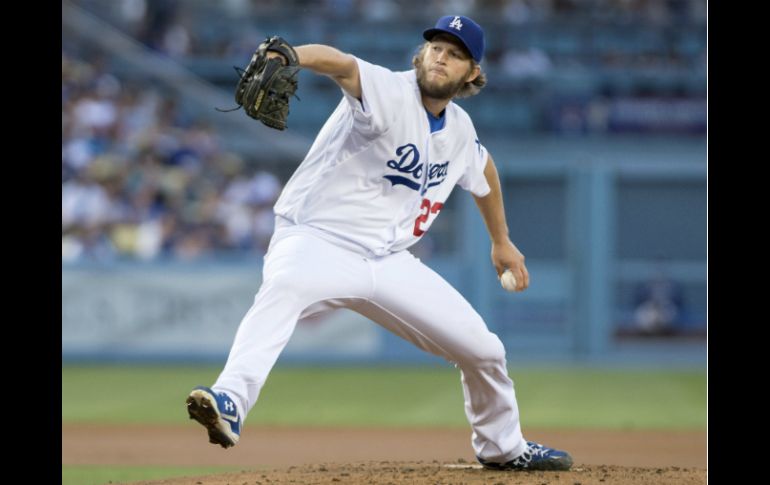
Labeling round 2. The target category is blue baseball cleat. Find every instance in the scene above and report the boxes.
[186,386,241,449]
[478,441,573,471]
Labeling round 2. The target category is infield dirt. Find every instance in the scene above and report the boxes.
[62,424,706,484]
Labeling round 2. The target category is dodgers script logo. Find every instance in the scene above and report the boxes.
[384,143,449,192]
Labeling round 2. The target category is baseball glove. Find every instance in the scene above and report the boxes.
[234,36,300,130]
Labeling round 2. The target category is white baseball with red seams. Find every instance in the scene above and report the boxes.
[210,57,529,463]
[500,269,517,291]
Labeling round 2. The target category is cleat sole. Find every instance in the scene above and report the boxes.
[186,390,236,449]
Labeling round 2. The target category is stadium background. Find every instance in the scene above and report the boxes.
[62,1,706,483]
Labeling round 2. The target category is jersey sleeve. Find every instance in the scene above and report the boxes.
[457,139,491,197]
[342,57,408,135]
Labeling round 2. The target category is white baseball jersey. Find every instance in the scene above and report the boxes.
[273,57,490,257]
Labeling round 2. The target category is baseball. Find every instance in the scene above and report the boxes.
[500,269,517,291]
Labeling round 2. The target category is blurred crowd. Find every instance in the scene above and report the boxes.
[78,0,705,78]
[63,0,705,262]
[71,0,705,137]
[62,52,283,263]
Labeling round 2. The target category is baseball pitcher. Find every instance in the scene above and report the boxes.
[186,15,573,471]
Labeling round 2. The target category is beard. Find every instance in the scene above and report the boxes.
[416,63,468,100]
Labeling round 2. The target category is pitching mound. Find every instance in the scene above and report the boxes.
[63,425,706,484]
[129,461,705,484]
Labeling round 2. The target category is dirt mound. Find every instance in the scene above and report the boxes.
[62,425,706,484]
[129,461,706,484]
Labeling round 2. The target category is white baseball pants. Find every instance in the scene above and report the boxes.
[213,222,528,462]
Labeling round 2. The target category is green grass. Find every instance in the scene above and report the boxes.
[62,365,706,429]
[62,465,241,485]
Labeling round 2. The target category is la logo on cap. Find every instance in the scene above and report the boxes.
[448,16,463,30]
[423,15,484,62]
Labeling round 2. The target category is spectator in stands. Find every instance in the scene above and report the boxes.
[633,266,685,335]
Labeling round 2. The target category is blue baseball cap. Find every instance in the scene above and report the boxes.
[423,15,485,63]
